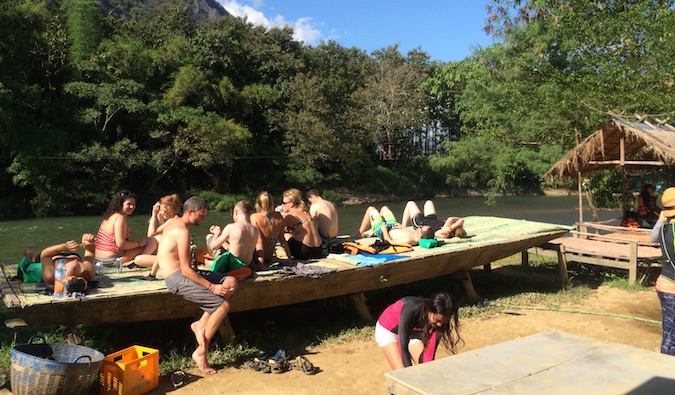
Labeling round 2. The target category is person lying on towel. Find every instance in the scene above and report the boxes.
[25,233,97,287]
[354,206,429,246]
[400,200,467,239]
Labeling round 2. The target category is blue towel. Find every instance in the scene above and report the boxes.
[353,253,409,267]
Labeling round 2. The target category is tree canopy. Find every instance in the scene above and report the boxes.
[1,0,673,217]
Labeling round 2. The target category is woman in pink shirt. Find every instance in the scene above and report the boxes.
[375,292,462,369]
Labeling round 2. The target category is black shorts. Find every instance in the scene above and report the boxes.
[411,213,444,232]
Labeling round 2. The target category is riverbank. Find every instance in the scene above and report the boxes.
[335,187,575,206]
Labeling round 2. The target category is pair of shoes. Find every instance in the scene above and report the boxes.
[290,356,321,375]
[246,359,271,373]
[267,349,289,374]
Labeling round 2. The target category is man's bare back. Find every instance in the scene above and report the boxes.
[208,201,259,265]
[307,192,339,239]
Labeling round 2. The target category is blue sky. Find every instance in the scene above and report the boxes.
[217,0,496,62]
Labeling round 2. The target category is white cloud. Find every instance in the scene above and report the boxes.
[218,1,322,44]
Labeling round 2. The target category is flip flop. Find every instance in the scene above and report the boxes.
[291,356,321,375]
[171,371,185,388]
[143,274,157,281]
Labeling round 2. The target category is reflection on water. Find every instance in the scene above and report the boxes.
[0,195,620,263]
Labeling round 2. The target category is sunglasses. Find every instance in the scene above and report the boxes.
[120,191,137,199]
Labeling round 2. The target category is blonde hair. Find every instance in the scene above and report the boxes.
[160,194,182,216]
[256,191,275,213]
[283,188,307,211]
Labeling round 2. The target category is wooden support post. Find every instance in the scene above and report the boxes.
[217,316,236,345]
[628,241,638,285]
[557,244,569,290]
[350,292,373,323]
[449,270,480,302]
[521,250,529,267]
[483,263,492,272]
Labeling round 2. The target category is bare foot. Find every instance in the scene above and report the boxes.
[22,249,35,261]
[192,348,215,375]
[190,321,206,347]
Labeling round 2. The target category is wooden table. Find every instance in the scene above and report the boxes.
[385,331,675,395]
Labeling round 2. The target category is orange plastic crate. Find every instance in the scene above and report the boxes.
[99,346,159,395]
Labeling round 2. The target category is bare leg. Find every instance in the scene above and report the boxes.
[379,343,405,370]
[142,237,158,255]
[408,341,425,365]
[355,206,378,237]
[132,254,156,268]
[191,319,207,347]
[191,301,229,375]
[401,201,421,227]
[423,200,436,217]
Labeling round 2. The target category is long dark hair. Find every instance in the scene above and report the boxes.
[102,190,136,220]
[418,292,462,359]
[640,184,654,205]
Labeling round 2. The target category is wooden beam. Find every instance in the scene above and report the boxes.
[587,160,665,166]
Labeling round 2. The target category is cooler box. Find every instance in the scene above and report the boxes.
[99,346,159,395]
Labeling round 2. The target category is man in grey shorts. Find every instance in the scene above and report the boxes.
[157,196,237,375]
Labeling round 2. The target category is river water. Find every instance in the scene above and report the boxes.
[0,195,620,264]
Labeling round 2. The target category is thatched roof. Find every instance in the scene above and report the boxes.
[545,113,675,181]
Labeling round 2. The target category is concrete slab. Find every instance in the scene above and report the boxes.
[385,331,675,395]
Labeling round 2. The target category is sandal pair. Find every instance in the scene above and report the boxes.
[290,356,320,375]
[267,349,289,374]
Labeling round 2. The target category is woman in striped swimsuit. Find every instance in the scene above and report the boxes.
[95,190,148,264]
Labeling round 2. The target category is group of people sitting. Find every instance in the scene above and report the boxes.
[21,188,344,285]
[21,190,468,288]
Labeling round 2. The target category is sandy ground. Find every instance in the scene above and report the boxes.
[146,285,663,395]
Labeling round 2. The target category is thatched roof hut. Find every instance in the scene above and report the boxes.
[545,112,675,223]
[545,113,675,181]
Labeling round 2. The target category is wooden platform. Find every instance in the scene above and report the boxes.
[1,216,570,327]
[385,331,675,395]
[525,222,662,286]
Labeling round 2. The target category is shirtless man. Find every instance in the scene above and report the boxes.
[355,206,429,245]
[207,200,259,270]
[307,189,339,240]
[401,200,467,239]
[157,196,237,374]
[38,233,97,284]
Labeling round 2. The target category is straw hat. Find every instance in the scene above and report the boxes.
[663,187,675,218]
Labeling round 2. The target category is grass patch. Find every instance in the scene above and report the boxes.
[0,252,650,380]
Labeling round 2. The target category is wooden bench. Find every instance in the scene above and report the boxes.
[524,223,662,286]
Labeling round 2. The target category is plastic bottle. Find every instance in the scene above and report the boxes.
[54,259,67,299]
[190,236,197,269]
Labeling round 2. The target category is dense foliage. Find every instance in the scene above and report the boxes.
[1,0,673,217]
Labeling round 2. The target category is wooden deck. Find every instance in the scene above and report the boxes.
[1,216,570,327]
[525,222,662,286]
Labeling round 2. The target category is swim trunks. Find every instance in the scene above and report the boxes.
[411,213,445,232]
[369,209,398,241]
[164,271,225,314]
[210,251,246,273]
[288,238,323,260]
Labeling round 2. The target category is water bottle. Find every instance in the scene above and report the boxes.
[190,236,197,269]
[54,259,67,299]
